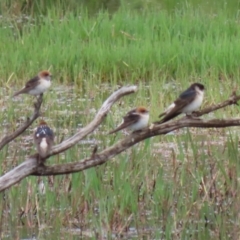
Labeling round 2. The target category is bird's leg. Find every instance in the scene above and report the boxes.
[132,129,144,134]
[36,154,46,167]
[185,112,201,120]
[91,145,98,158]
[34,93,43,108]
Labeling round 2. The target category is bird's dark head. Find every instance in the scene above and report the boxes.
[191,83,205,91]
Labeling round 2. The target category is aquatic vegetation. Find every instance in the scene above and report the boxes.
[1,1,240,239]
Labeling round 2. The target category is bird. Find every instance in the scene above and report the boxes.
[33,120,54,160]
[109,106,149,134]
[154,83,205,124]
[13,70,52,97]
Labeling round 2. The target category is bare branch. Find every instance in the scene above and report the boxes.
[0,86,137,191]
[1,88,240,192]
[31,117,240,176]
[196,91,240,117]
[0,158,38,191]
[0,95,43,150]
[1,116,240,193]
[49,85,138,155]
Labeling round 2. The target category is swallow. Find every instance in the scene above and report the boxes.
[109,107,149,134]
[33,120,54,160]
[155,83,205,124]
[13,70,52,97]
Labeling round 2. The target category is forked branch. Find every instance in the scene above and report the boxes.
[49,85,138,155]
[0,86,137,191]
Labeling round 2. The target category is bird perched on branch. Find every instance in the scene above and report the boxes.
[13,70,52,97]
[109,106,149,134]
[34,120,54,160]
[154,83,205,124]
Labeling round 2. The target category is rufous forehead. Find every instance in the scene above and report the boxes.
[39,70,51,77]
[137,107,148,113]
[39,120,47,126]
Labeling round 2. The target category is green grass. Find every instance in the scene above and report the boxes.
[1,1,240,239]
[1,6,240,88]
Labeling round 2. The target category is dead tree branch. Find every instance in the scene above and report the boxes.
[31,117,240,176]
[0,86,137,191]
[49,86,137,155]
[0,157,38,189]
[0,95,43,150]
[0,89,240,192]
[196,90,240,116]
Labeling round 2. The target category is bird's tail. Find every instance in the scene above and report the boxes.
[158,112,166,118]
[108,128,121,134]
[153,119,165,125]
[12,91,20,97]
[12,89,25,97]
[108,124,127,134]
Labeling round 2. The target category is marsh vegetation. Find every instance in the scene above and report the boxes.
[1,0,240,239]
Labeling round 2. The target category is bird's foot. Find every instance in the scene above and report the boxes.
[132,128,147,134]
[186,113,201,120]
[34,94,43,108]
[37,155,46,166]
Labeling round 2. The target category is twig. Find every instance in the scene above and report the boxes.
[196,91,240,117]
[0,95,43,150]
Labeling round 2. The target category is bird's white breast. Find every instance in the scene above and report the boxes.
[40,138,48,153]
[129,114,149,131]
[182,90,204,113]
[29,79,51,95]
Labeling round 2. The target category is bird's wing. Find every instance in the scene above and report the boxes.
[46,131,55,146]
[33,133,42,146]
[108,111,140,134]
[34,126,54,143]
[178,88,196,99]
[12,76,40,97]
[158,90,196,123]
[25,76,40,88]
[158,103,175,118]
[34,127,54,158]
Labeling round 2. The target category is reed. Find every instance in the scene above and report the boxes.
[1,2,240,239]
